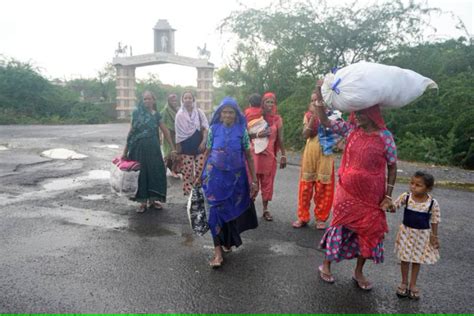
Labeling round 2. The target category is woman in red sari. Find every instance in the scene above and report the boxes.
[313,83,397,290]
[248,92,287,221]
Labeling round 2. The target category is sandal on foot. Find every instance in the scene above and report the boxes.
[136,203,147,213]
[150,201,163,210]
[396,283,409,298]
[209,257,223,269]
[318,265,335,284]
[262,211,273,221]
[409,287,421,300]
[315,221,326,230]
[292,220,308,228]
[352,276,373,291]
[222,246,232,253]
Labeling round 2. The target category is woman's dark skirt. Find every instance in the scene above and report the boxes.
[213,201,258,248]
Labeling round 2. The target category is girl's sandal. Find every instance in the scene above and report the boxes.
[396,283,409,298]
[409,288,421,300]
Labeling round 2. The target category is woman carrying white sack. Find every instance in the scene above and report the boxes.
[321,61,438,112]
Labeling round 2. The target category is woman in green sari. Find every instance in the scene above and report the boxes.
[122,91,176,212]
[160,93,179,158]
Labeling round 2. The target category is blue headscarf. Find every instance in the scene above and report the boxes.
[210,97,247,128]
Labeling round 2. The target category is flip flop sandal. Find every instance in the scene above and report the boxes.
[151,201,163,210]
[315,221,326,230]
[222,246,232,253]
[292,220,308,228]
[318,265,335,284]
[409,288,421,300]
[352,276,373,291]
[262,211,273,221]
[136,204,147,213]
[396,283,409,298]
[209,257,223,269]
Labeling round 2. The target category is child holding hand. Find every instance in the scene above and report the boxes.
[394,171,440,300]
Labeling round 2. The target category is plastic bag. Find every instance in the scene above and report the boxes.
[186,186,209,236]
[109,163,139,198]
[321,61,438,112]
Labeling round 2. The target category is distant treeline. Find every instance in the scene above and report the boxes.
[214,0,473,169]
[1,0,473,168]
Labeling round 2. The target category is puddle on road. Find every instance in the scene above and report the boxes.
[269,242,300,255]
[12,206,128,230]
[80,194,105,201]
[42,170,110,191]
[93,144,119,149]
[41,148,88,160]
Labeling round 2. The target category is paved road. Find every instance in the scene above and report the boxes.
[0,124,473,313]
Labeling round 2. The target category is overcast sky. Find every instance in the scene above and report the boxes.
[1,0,472,86]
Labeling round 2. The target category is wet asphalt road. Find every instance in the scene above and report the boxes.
[0,124,473,313]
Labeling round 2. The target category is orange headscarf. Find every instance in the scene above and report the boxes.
[261,92,280,127]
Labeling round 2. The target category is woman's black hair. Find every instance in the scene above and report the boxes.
[414,170,435,189]
[248,93,262,107]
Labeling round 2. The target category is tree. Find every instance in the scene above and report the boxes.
[217,0,441,98]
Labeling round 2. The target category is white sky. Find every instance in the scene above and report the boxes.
[1,0,472,86]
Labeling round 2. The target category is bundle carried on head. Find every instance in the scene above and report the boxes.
[321,61,438,112]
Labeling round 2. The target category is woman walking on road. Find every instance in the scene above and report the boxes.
[249,92,287,221]
[160,93,179,177]
[122,91,176,212]
[292,101,338,230]
[313,82,397,290]
[175,91,209,195]
[197,97,259,268]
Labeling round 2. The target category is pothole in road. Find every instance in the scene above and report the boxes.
[42,170,110,191]
[41,148,88,160]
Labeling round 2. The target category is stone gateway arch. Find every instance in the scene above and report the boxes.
[113,20,214,119]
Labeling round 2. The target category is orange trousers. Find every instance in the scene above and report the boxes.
[296,170,334,223]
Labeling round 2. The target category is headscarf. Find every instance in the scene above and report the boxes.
[175,92,209,143]
[349,105,386,130]
[261,92,281,127]
[126,100,158,152]
[210,96,246,128]
[160,94,178,132]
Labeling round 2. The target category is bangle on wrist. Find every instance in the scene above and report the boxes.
[384,195,392,200]
[387,184,394,188]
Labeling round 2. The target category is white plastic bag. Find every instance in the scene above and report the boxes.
[321,61,438,112]
[109,163,139,198]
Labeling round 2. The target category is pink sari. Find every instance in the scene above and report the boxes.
[331,127,389,258]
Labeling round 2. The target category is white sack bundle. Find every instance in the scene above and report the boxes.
[321,61,438,112]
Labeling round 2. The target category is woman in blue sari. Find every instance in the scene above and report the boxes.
[197,97,259,268]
